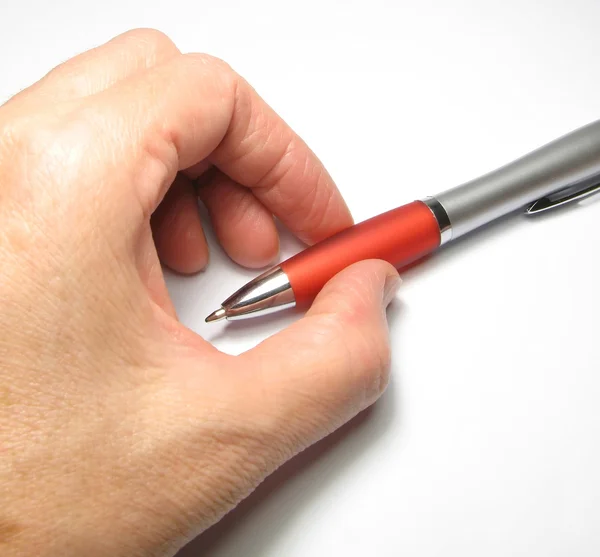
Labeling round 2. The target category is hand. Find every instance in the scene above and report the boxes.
[0,29,400,557]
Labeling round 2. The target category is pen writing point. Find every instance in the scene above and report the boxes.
[205,308,227,323]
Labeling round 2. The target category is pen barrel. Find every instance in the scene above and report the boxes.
[281,200,441,306]
[435,119,600,238]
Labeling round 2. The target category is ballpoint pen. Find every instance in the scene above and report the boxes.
[205,118,600,323]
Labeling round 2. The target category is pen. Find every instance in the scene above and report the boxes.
[205,119,600,323]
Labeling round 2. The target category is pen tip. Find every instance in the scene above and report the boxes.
[205,308,227,323]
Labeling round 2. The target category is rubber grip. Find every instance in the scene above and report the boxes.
[281,200,441,306]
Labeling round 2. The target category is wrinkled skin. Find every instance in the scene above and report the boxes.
[0,29,400,557]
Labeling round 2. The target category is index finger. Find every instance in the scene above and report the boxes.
[92,53,353,245]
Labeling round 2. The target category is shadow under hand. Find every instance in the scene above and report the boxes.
[176,209,539,555]
[176,302,403,557]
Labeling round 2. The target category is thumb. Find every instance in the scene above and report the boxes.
[240,259,400,454]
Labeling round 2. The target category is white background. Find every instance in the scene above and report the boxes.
[2,1,600,555]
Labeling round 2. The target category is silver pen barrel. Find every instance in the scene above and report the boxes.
[434,119,600,239]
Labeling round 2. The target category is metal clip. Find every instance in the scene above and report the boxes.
[526,178,600,215]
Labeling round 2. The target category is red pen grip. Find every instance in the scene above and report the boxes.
[281,200,441,306]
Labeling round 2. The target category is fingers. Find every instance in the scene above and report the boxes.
[209,81,353,246]
[13,28,180,104]
[89,53,353,244]
[198,170,279,268]
[153,167,278,271]
[240,260,400,452]
[151,174,208,274]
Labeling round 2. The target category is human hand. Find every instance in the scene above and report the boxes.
[0,29,400,557]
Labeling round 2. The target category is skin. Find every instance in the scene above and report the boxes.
[0,29,401,557]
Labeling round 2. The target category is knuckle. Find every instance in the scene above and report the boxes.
[45,58,70,79]
[121,27,179,56]
[183,52,233,72]
[321,312,392,401]
[179,53,237,93]
[1,112,94,200]
[332,290,392,397]
[0,117,47,169]
[351,332,392,401]
[180,52,233,74]
[21,117,84,162]
[0,118,22,159]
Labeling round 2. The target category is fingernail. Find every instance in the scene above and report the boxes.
[383,273,402,306]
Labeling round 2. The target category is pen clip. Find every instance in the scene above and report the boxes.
[526,177,600,215]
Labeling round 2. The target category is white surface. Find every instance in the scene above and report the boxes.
[3,1,600,555]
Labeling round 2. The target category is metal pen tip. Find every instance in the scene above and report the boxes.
[205,308,227,323]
